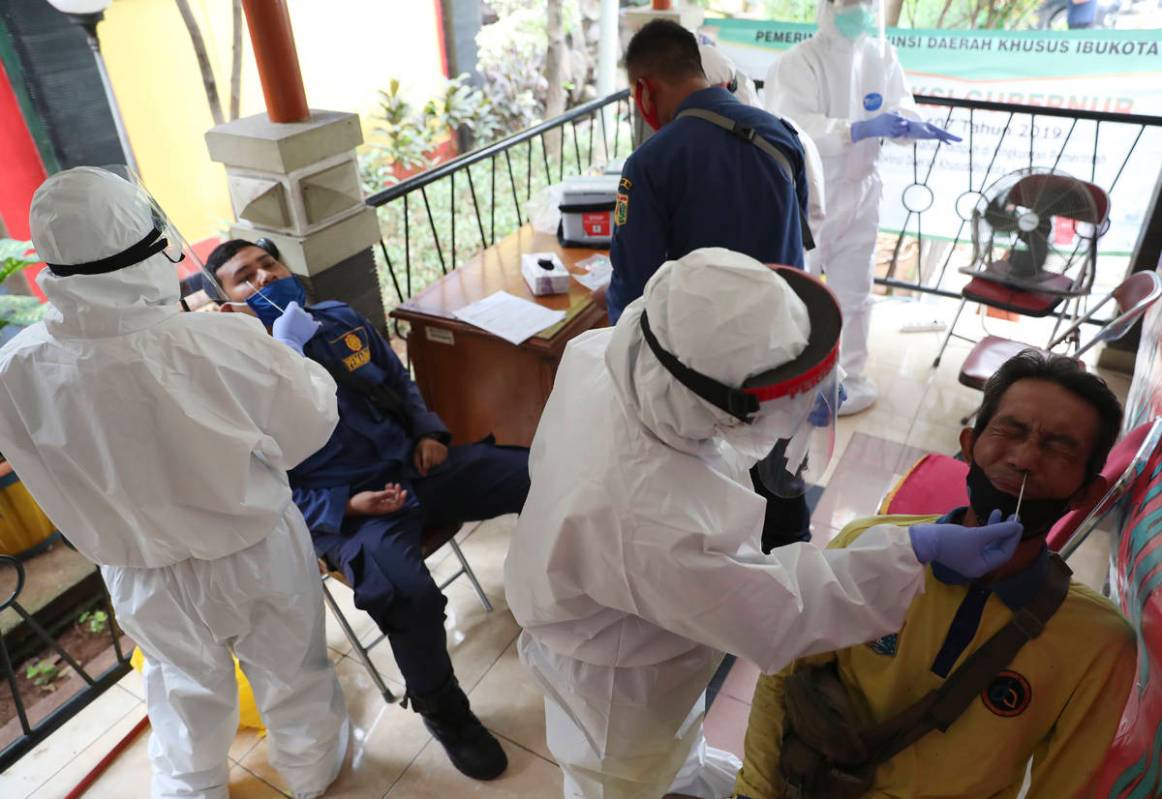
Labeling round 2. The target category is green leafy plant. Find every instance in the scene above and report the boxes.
[25,659,61,691]
[370,79,432,173]
[0,239,46,331]
[79,610,109,635]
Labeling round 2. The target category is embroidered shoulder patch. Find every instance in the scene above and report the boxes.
[614,192,629,227]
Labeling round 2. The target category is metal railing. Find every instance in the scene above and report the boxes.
[365,86,1162,340]
[880,93,1162,312]
[1,554,130,771]
[365,90,632,308]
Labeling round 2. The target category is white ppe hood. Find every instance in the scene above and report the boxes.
[606,248,813,461]
[32,166,183,340]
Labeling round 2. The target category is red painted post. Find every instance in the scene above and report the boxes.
[239,0,309,123]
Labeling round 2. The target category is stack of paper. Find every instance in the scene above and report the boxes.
[452,291,567,346]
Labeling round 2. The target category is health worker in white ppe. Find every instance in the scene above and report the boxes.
[0,167,349,799]
[504,247,1022,799]
[699,43,827,242]
[765,0,960,415]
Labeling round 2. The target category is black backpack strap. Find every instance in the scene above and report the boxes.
[677,107,815,251]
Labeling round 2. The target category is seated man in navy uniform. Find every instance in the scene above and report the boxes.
[207,239,529,782]
[609,20,816,551]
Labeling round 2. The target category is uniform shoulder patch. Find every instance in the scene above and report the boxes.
[982,670,1032,718]
[619,176,633,192]
[330,327,370,372]
[614,192,630,227]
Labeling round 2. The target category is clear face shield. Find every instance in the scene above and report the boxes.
[638,267,843,499]
[95,165,229,311]
[753,366,841,498]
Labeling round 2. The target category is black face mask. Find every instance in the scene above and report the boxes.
[965,461,1072,540]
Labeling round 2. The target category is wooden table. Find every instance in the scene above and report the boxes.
[391,226,608,447]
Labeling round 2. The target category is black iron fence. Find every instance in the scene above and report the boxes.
[365,90,632,310]
[365,86,1162,338]
[0,554,130,771]
[880,93,1162,308]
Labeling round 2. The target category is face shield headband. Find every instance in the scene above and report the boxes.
[46,216,184,278]
[637,267,842,424]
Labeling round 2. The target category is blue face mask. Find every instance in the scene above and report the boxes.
[245,275,307,327]
[834,4,877,40]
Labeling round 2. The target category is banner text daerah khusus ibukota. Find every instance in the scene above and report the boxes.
[745,30,1150,114]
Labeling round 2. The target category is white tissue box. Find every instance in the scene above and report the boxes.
[521,252,571,296]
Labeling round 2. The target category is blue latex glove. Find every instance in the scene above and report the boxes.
[808,384,848,427]
[851,112,909,143]
[902,119,963,144]
[271,301,321,354]
[908,510,1023,578]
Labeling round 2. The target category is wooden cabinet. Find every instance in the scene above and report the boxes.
[391,226,608,447]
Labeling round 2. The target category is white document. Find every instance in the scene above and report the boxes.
[573,254,613,291]
[453,290,567,346]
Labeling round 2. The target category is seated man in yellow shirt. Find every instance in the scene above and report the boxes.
[734,350,1137,799]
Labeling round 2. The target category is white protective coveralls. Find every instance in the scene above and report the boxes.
[0,167,349,799]
[504,248,927,799]
[699,44,827,241]
[765,0,919,414]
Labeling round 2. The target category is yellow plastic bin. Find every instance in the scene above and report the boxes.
[131,648,267,732]
[0,461,56,557]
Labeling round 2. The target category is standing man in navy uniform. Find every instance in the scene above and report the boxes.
[607,19,818,550]
[207,239,529,783]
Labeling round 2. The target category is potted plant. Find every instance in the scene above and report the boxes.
[0,239,56,557]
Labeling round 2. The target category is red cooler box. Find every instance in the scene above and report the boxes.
[559,175,620,247]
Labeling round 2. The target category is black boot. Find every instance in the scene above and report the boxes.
[408,676,508,780]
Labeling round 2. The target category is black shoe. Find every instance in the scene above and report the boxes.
[408,676,508,780]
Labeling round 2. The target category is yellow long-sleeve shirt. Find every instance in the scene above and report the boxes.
[734,513,1137,799]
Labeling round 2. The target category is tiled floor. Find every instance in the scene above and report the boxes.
[2,293,1131,798]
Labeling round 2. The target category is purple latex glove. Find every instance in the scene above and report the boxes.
[271,301,321,354]
[902,119,963,144]
[851,112,909,143]
[808,383,848,427]
[909,509,1023,578]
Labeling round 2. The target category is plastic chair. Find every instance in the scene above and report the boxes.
[878,453,968,516]
[956,271,1162,413]
[318,522,493,705]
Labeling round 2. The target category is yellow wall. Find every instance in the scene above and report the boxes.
[100,0,448,241]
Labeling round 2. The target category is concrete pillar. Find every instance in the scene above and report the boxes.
[205,112,385,330]
[205,1,385,329]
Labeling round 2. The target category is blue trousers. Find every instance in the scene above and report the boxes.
[318,441,529,695]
